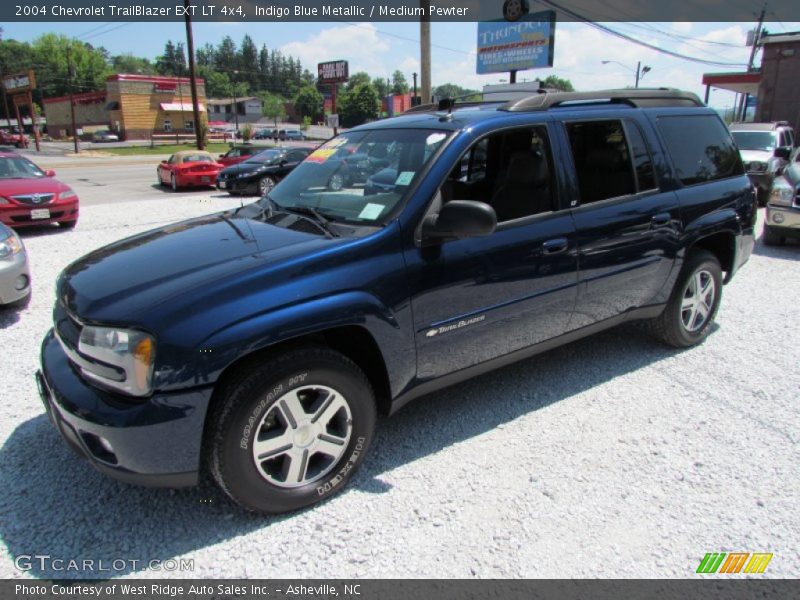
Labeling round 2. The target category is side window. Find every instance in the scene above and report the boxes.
[227,149,240,158]
[625,120,657,191]
[445,126,555,223]
[657,115,744,186]
[566,120,636,204]
[287,150,305,162]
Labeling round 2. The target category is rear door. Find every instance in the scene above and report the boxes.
[560,116,680,329]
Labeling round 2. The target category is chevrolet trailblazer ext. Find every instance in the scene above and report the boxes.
[37,89,755,514]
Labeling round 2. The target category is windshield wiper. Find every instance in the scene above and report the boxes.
[273,199,339,238]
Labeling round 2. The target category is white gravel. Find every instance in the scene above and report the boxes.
[0,201,798,579]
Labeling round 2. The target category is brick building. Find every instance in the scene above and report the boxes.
[41,91,108,138]
[756,31,800,132]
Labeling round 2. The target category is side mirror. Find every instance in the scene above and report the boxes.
[421,200,496,246]
[44,169,56,177]
[774,146,791,160]
[218,154,225,159]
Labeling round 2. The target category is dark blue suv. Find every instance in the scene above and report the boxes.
[37,89,756,514]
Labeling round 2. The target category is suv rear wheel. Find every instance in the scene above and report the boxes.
[647,250,722,348]
[209,347,376,514]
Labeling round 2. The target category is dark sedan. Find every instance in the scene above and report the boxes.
[216,147,314,196]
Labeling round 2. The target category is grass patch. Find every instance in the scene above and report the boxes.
[101,142,276,156]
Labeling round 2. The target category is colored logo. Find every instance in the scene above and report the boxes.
[696,552,773,574]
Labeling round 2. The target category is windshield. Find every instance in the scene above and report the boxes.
[732,131,776,152]
[265,128,450,225]
[246,149,282,164]
[0,156,45,179]
[181,154,214,163]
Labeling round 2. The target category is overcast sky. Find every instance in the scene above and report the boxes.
[7,20,800,109]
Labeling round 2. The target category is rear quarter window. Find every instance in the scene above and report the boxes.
[657,115,743,186]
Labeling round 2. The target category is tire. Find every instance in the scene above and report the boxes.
[157,170,164,186]
[328,173,344,191]
[503,0,529,21]
[646,250,722,348]
[60,220,77,229]
[209,347,377,514]
[258,176,276,196]
[762,225,784,246]
[170,174,179,192]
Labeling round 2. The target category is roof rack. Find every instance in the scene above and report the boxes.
[500,88,704,112]
[401,88,704,116]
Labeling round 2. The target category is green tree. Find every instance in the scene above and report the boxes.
[540,75,574,92]
[391,70,409,95]
[198,66,231,97]
[294,85,323,120]
[31,35,111,98]
[339,82,379,127]
[345,71,371,93]
[155,40,186,76]
[260,92,286,126]
[372,77,390,98]
[111,54,155,75]
[239,34,259,88]
[433,83,478,100]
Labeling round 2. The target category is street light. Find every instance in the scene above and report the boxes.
[601,60,651,88]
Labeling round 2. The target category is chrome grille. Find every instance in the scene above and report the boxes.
[11,193,55,206]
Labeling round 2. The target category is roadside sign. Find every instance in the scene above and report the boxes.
[318,61,349,84]
[2,70,36,93]
[476,11,556,74]
[326,114,339,128]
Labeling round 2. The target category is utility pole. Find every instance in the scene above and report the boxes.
[635,61,641,88]
[66,45,79,154]
[184,0,204,150]
[419,1,431,104]
[231,70,239,134]
[412,72,418,105]
[740,5,766,121]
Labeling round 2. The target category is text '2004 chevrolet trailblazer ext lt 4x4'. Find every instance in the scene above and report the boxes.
[37,89,756,514]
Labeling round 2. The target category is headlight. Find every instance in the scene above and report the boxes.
[59,189,77,200]
[0,230,23,260]
[769,178,795,207]
[238,171,254,178]
[78,326,156,396]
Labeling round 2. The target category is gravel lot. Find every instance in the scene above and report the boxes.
[0,197,798,579]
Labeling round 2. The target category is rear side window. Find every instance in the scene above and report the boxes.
[566,120,636,204]
[657,115,743,186]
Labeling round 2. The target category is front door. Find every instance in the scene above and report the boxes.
[404,125,579,381]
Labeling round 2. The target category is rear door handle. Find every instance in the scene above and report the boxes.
[542,238,569,255]
[651,213,671,228]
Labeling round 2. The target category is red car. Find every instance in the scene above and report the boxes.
[217,145,261,167]
[0,153,79,229]
[157,150,223,191]
[0,129,28,148]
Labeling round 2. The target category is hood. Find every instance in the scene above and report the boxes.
[0,176,71,197]
[59,211,335,322]
[739,149,773,163]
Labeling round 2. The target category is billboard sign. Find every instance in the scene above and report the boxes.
[318,60,349,84]
[3,71,36,93]
[476,11,556,74]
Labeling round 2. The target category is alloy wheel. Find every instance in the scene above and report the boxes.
[251,385,353,488]
[681,269,715,332]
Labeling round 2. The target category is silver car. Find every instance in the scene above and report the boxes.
[0,223,31,307]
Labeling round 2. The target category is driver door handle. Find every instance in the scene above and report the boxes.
[542,238,569,255]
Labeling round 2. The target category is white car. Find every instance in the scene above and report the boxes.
[92,130,120,143]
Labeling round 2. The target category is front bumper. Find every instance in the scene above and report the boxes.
[0,250,31,305]
[37,329,213,488]
[766,204,800,238]
[216,176,258,194]
[0,200,79,228]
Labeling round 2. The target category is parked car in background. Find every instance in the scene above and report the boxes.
[276,129,306,141]
[253,128,277,140]
[217,146,314,196]
[764,146,800,245]
[0,128,28,148]
[0,153,79,229]
[305,142,395,191]
[0,222,30,307]
[91,130,119,143]
[157,151,223,191]
[730,121,795,205]
[217,145,262,167]
[37,88,755,515]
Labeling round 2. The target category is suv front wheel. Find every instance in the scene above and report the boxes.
[208,347,376,514]
[647,250,722,348]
